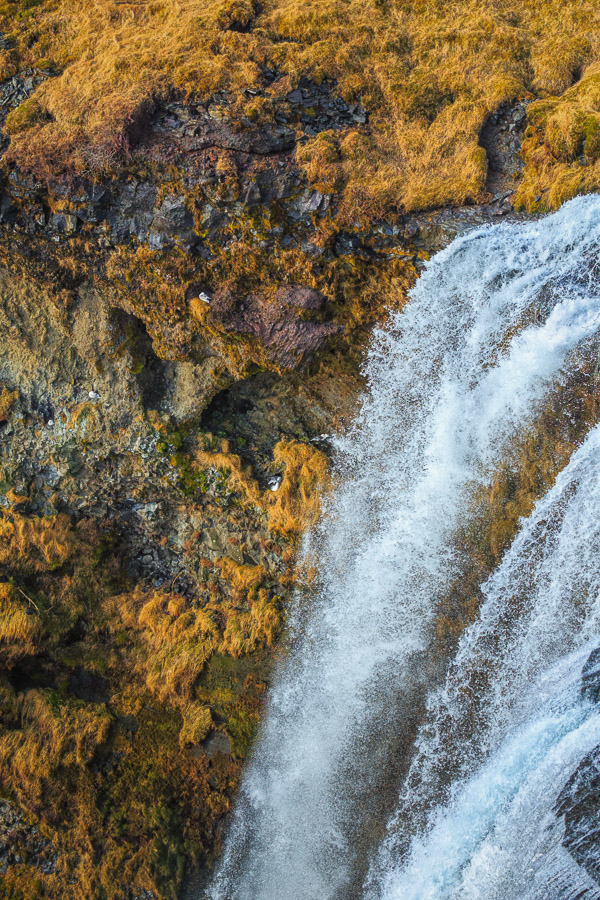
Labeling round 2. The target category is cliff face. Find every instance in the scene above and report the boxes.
[0,1,599,897]
[0,73,394,900]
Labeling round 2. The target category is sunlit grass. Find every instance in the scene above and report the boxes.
[0,0,598,214]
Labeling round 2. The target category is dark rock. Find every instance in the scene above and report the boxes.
[147,193,195,250]
[552,649,600,885]
[191,115,295,155]
[582,647,600,704]
[0,799,56,876]
[276,284,325,310]
[479,98,530,196]
[0,67,53,110]
[201,730,232,759]
[107,182,158,243]
[49,212,78,235]
[556,742,600,885]
[68,668,110,704]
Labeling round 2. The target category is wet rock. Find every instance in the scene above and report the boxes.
[553,650,600,884]
[201,730,231,759]
[479,98,530,197]
[582,647,600,704]
[556,742,600,884]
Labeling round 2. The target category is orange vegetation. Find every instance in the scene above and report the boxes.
[0,0,599,215]
[266,439,329,536]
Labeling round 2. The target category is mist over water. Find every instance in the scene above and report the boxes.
[208,196,600,900]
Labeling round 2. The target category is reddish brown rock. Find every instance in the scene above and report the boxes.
[205,284,342,369]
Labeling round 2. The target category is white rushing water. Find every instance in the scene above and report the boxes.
[208,196,600,900]
[368,422,600,900]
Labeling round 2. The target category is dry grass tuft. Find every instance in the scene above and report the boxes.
[209,557,280,658]
[0,510,74,573]
[178,700,212,747]
[515,62,600,212]
[216,556,266,601]
[4,689,111,774]
[220,587,280,658]
[266,439,329,536]
[110,588,219,703]
[194,439,261,505]
[0,581,42,655]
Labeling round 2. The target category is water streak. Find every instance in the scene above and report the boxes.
[369,423,600,900]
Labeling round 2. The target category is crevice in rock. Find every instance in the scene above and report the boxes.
[108,308,172,412]
[479,99,530,198]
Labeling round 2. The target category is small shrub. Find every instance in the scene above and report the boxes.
[5,97,47,134]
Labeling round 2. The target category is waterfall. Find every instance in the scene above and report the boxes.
[368,423,600,900]
[208,195,600,900]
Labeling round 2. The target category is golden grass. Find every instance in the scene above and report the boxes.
[1,0,265,176]
[194,439,261,505]
[216,556,266,600]
[109,588,219,703]
[178,700,212,747]
[0,510,74,573]
[266,439,329,536]
[1,0,599,214]
[0,689,112,784]
[0,511,87,665]
[0,582,42,653]
[109,572,279,698]
[220,587,280,657]
[515,62,600,212]
[0,507,276,897]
